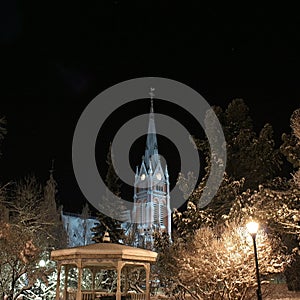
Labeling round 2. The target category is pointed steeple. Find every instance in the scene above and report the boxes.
[144,88,159,170]
[149,159,153,175]
[165,164,169,178]
[132,88,172,248]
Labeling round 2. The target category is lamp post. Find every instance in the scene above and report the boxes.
[246,221,262,300]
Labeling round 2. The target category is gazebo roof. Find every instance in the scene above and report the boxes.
[51,242,157,264]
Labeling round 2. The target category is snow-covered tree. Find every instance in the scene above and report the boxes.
[156,188,298,300]
[0,175,67,300]
[280,109,300,183]
[193,99,282,190]
[170,223,290,300]
[155,101,300,297]
[291,109,300,187]
[279,108,300,290]
[0,115,7,155]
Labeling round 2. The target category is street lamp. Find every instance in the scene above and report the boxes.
[246,221,262,300]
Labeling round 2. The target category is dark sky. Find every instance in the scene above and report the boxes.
[1,2,299,214]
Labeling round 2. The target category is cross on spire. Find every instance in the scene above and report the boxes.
[50,159,55,176]
[149,87,155,113]
[149,87,155,99]
[143,87,158,169]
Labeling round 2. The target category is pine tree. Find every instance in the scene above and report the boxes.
[281,109,300,187]
[177,99,283,232]
[91,144,125,244]
[164,100,300,296]
[279,108,300,291]
[193,99,282,190]
[81,202,91,246]
[0,116,6,155]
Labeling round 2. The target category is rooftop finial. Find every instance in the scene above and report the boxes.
[103,231,111,243]
[149,87,155,99]
[149,87,155,113]
[50,159,55,176]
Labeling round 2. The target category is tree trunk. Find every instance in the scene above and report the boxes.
[285,254,300,291]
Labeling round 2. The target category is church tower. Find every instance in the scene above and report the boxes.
[132,89,171,249]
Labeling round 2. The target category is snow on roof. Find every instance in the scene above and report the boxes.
[51,242,157,263]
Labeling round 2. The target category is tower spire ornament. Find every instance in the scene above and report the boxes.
[50,159,55,175]
[149,87,155,99]
[149,87,155,113]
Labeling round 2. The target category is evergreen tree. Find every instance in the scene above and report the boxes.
[0,116,6,155]
[81,202,92,246]
[175,173,245,239]
[279,108,300,291]
[281,108,300,187]
[176,99,283,230]
[91,144,125,244]
[176,101,300,242]
[105,144,121,196]
[154,101,300,296]
[194,99,282,190]
[158,175,300,298]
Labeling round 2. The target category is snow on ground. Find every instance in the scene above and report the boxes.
[265,284,300,300]
[152,284,300,300]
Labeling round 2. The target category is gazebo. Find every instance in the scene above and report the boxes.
[50,242,158,300]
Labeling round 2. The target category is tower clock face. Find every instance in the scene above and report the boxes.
[156,172,162,180]
[141,174,146,180]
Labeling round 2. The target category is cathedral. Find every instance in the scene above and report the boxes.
[132,92,172,248]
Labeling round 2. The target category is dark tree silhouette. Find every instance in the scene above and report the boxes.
[91,144,125,244]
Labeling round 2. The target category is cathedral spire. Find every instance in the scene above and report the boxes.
[132,88,172,248]
[150,87,155,113]
[144,88,159,170]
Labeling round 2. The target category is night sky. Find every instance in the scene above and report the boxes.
[1,2,299,214]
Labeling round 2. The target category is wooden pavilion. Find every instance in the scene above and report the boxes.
[50,242,157,300]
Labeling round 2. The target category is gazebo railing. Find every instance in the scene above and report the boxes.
[81,291,118,299]
[81,291,95,300]
[129,293,146,300]
[80,291,146,300]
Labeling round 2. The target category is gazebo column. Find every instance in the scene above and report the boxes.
[116,261,124,300]
[145,263,150,300]
[76,261,83,300]
[55,264,61,300]
[92,268,96,291]
[91,267,97,300]
[124,267,129,295]
[63,266,69,300]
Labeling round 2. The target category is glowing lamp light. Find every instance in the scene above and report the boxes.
[246,220,262,300]
[39,259,46,267]
[246,221,259,235]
